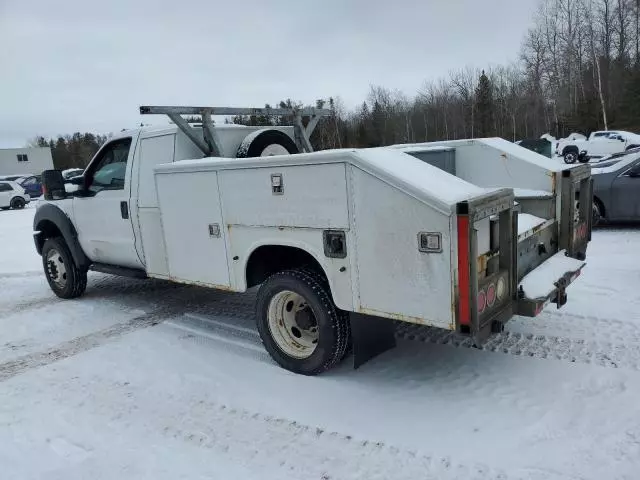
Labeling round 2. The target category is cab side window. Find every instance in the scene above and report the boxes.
[88,138,132,193]
[0,182,11,192]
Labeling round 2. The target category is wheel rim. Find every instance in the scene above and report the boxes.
[46,248,67,288]
[267,290,319,359]
[592,203,602,225]
[564,153,576,163]
[12,198,24,209]
[260,144,290,156]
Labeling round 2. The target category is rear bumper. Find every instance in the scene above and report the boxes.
[516,252,585,317]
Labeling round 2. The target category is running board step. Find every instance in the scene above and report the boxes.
[90,263,147,279]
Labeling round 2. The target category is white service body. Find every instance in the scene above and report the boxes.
[152,148,493,329]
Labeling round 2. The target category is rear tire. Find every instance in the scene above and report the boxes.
[10,197,25,209]
[592,199,603,226]
[42,237,87,299]
[255,268,349,375]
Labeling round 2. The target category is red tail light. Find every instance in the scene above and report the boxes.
[477,289,487,314]
[486,283,496,307]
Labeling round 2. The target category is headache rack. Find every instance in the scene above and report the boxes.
[139,105,332,157]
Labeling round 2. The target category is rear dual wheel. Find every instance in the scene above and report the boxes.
[256,268,349,375]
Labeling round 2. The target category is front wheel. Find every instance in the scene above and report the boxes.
[563,150,578,164]
[255,268,350,375]
[10,197,25,209]
[42,237,87,299]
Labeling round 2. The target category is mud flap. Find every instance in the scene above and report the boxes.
[349,313,396,369]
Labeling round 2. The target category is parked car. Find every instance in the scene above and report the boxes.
[17,175,42,198]
[591,150,640,224]
[0,180,31,210]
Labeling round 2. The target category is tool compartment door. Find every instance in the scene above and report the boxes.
[155,171,230,287]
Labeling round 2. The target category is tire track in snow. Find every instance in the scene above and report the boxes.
[0,311,165,382]
[159,399,557,480]
[508,310,640,344]
[0,271,43,279]
[0,296,64,317]
[396,323,640,371]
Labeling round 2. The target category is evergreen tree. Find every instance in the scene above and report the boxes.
[475,70,494,137]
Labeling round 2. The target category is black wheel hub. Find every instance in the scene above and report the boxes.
[47,260,59,279]
[295,307,316,330]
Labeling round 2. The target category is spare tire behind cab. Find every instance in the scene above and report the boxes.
[236,129,299,158]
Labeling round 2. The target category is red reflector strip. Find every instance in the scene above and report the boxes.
[457,216,471,325]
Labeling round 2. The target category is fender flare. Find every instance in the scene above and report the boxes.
[33,203,90,270]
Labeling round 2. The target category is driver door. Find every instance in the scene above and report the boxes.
[72,135,143,269]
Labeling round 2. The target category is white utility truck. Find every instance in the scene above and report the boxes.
[35,106,591,375]
[556,130,640,163]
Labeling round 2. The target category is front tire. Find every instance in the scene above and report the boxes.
[10,197,25,209]
[42,237,87,299]
[563,149,578,164]
[255,268,349,375]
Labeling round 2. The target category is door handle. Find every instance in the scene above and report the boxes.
[120,201,129,219]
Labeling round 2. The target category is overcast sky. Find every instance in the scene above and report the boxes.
[0,0,538,147]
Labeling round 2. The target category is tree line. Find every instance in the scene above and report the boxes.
[30,133,110,170]
[33,0,640,167]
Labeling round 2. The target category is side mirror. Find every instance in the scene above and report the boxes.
[41,170,67,200]
[68,175,85,186]
[628,168,640,178]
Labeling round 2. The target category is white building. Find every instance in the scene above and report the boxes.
[0,147,54,177]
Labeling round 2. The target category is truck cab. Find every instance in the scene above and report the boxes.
[38,122,299,273]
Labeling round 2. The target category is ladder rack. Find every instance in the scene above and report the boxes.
[139,105,332,157]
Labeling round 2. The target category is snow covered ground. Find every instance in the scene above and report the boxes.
[2,206,640,479]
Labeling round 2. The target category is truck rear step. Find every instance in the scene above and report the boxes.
[516,250,585,316]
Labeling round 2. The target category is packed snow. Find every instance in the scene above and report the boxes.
[2,206,640,479]
[517,213,548,236]
[519,250,585,299]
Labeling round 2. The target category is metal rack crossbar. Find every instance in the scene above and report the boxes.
[139,105,332,156]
